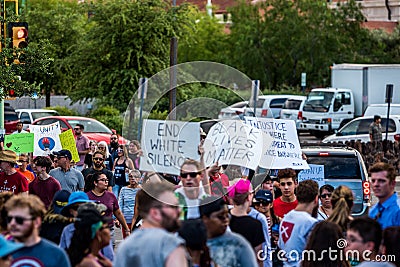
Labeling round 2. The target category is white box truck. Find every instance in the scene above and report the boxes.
[299,63,400,138]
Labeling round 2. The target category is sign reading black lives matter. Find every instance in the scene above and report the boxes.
[243,117,309,170]
[140,119,200,175]
[203,120,272,170]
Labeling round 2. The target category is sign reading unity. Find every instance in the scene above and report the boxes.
[203,120,273,170]
[59,129,80,163]
[298,164,325,188]
[243,117,309,170]
[4,133,34,153]
[140,119,200,175]
[30,122,62,156]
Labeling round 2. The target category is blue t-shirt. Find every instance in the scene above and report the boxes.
[49,167,85,193]
[369,193,400,229]
[12,238,71,267]
[207,231,258,267]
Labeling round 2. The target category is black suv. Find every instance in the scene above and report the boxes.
[301,144,370,217]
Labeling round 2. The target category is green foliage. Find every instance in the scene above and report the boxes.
[65,0,194,112]
[22,0,87,95]
[48,106,79,116]
[226,0,371,89]
[89,105,123,134]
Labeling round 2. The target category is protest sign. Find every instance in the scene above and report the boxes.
[243,117,309,169]
[59,129,80,163]
[140,119,200,175]
[4,133,34,153]
[298,164,325,188]
[30,122,62,156]
[203,120,272,170]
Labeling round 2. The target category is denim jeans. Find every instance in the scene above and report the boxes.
[112,184,123,199]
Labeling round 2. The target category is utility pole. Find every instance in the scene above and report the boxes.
[169,0,177,120]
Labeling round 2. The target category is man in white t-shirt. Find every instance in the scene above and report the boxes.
[278,180,319,267]
[175,159,208,220]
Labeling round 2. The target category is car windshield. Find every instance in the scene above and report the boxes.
[303,92,334,112]
[5,113,18,121]
[67,119,112,133]
[283,99,302,110]
[32,112,59,120]
[306,155,364,214]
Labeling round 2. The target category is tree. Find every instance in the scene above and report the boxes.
[22,0,87,104]
[66,0,194,112]
[227,0,370,90]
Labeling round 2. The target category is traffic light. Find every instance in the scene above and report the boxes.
[7,22,28,49]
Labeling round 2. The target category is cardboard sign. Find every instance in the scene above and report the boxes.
[59,129,80,163]
[140,119,200,175]
[243,117,309,169]
[203,120,272,170]
[298,164,325,188]
[30,122,63,156]
[4,133,34,153]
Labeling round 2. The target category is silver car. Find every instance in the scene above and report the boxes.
[279,96,306,129]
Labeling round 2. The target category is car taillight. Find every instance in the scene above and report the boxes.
[318,152,329,156]
[327,118,332,123]
[394,134,400,142]
[298,111,303,120]
[261,109,268,116]
[363,181,370,200]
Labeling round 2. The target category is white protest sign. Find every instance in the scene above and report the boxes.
[298,164,325,188]
[29,122,63,156]
[140,119,200,175]
[203,120,272,170]
[243,117,309,169]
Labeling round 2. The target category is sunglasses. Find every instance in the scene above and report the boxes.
[93,157,104,161]
[7,215,34,225]
[111,137,117,140]
[280,182,293,187]
[180,172,200,179]
[320,194,332,199]
[74,128,81,131]
[254,201,271,206]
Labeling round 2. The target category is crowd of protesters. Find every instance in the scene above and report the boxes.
[0,127,398,267]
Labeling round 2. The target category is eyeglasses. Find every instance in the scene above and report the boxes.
[93,157,104,161]
[320,194,332,199]
[74,128,81,131]
[180,172,199,179]
[280,182,293,187]
[129,175,140,178]
[254,201,271,206]
[7,215,34,225]
[98,146,105,149]
[110,137,117,140]
[97,179,109,183]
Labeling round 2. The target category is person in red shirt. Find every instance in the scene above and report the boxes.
[273,168,298,218]
[207,162,229,197]
[0,150,28,195]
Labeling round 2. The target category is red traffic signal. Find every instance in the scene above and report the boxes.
[7,22,29,49]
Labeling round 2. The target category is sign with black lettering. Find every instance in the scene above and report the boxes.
[203,120,272,170]
[140,119,200,175]
[243,117,309,169]
[298,164,325,188]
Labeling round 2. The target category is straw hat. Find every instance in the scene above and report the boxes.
[0,150,18,164]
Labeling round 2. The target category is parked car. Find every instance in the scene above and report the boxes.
[16,109,59,130]
[31,116,127,144]
[244,95,295,118]
[322,115,400,143]
[218,101,248,119]
[301,144,370,217]
[3,103,19,134]
[363,104,400,117]
[279,96,306,129]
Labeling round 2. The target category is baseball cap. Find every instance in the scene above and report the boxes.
[54,149,72,161]
[52,190,71,214]
[61,191,94,217]
[254,190,273,203]
[0,235,23,258]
